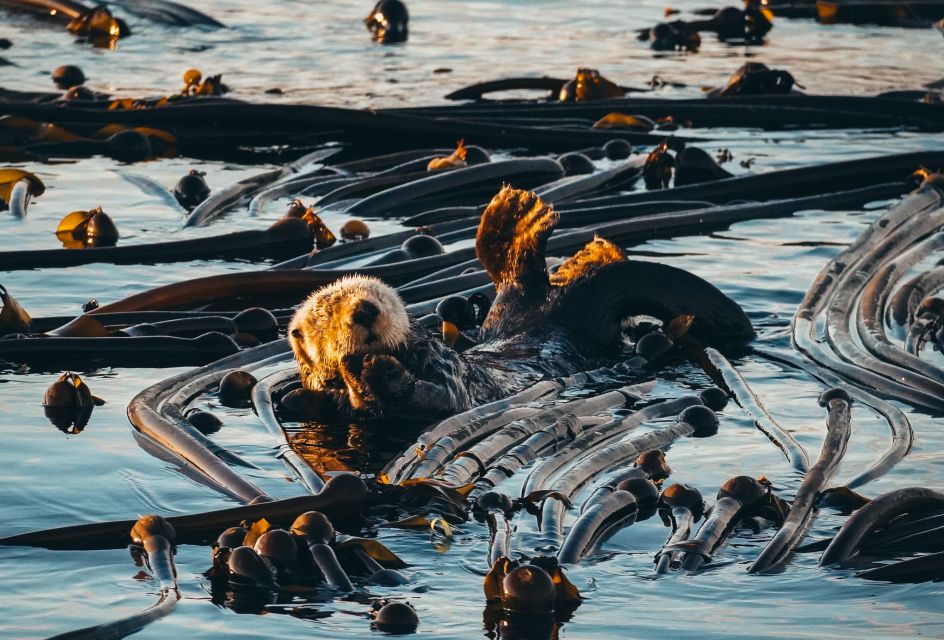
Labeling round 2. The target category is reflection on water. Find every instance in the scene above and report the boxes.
[2,0,944,638]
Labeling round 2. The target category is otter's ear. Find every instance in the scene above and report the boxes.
[290,328,303,339]
[550,235,626,287]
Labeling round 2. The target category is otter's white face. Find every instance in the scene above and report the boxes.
[288,275,411,390]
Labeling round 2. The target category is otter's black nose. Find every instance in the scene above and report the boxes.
[352,300,380,327]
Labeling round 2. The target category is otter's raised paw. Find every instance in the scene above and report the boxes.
[361,354,415,400]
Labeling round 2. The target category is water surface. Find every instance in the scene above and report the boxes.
[1,1,944,638]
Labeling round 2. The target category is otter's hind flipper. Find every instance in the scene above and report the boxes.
[476,186,559,291]
[550,235,626,287]
[550,259,754,348]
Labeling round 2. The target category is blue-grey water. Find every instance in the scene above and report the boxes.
[1,1,944,638]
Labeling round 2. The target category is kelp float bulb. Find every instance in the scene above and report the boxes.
[254,528,298,573]
[340,219,370,241]
[699,386,729,411]
[678,404,720,437]
[51,65,85,90]
[634,331,673,360]
[233,307,279,343]
[42,372,102,433]
[371,601,419,633]
[501,565,556,614]
[55,207,120,248]
[185,408,223,435]
[402,234,444,258]
[227,546,277,587]
[218,370,257,407]
[558,152,595,176]
[174,170,211,210]
[603,138,633,160]
[365,0,409,43]
[290,510,335,545]
[660,482,706,519]
[107,129,152,163]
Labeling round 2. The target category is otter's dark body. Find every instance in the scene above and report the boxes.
[293,186,753,421]
[384,323,590,416]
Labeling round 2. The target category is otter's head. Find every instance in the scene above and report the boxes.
[288,275,411,390]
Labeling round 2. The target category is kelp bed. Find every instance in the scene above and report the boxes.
[1,0,944,639]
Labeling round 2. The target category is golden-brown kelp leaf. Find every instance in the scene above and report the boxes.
[108,99,135,111]
[429,516,453,539]
[550,235,626,287]
[335,537,407,568]
[300,207,337,250]
[572,68,623,102]
[1,117,82,143]
[183,68,203,87]
[92,124,177,146]
[134,127,177,146]
[56,207,119,248]
[38,123,83,143]
[57,210,95,235]
[442,320,461,348]
[181,69,228,97]
[910,166,931,188]
[56,210,92,246]
[0,169,45,203]
[383,515,436,530]
[428,139,468,171]
[0,116,41,134]
[47,315,111,338]
[91,124,127,140]
[547,564,582,608]
[0,283,31,333]
[527,556,582,611]
[484,556,518,603]
[194,74,228,96]
[665,314,695,339]
[242,517,272,548]
[592,113,656,131]
[452,482,476,498]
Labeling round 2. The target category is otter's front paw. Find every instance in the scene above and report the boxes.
[340,354,371,409]
[279,387,344,423]
[361,354,415,400]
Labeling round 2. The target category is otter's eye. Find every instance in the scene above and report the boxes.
[290,328,303,339]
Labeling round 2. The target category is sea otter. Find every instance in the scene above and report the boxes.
[288,186,753,419]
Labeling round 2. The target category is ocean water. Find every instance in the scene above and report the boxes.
[1,1,944,638]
